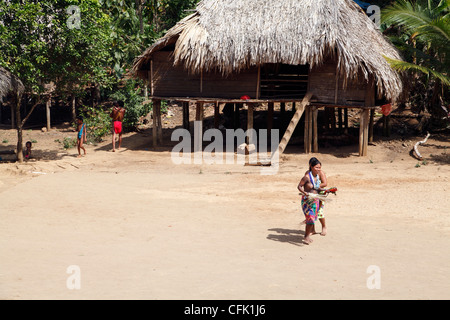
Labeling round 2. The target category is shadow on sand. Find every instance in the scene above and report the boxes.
[267,228,306,247]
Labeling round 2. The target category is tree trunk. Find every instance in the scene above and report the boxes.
[46,95,51,131]
[136,0,144,34]
[15,94,23,163]
[71,94,77,124]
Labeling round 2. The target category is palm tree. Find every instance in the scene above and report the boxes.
[382,0,449,117]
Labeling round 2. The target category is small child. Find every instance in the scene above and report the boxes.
[76,116,87,157]
[24,141,32,160]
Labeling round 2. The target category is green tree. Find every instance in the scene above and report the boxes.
[382,0,449,118]
[0,0,114,161]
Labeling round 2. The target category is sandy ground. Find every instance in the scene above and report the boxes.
[0,121,449,300]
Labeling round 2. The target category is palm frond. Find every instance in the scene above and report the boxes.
[385,56,450,86]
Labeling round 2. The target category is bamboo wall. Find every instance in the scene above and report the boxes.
[151,51,259,99]
[150,52,368,105]
[309,58,367,106]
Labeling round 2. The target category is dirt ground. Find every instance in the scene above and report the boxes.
[0,106,449,300]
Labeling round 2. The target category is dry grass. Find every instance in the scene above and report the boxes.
[133,0,403,102]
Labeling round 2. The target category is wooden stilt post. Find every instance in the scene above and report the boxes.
[304,106,313,154]
[304,107,309,153]
[312,106,319,153]
[183,101,190,130]
[360,75,375,156]
[338,108,343,130]
[359,109,370,156]
[247,103,254,145]
[369,109,374,143]
[195,102,204,152]
[359,110,365,156]
[152,99,158,148]
[330,107,336,133]
[156,101,163,145]
[363,110,369,156]
[344,108,349,134]
[214,102,220,129]
[267,102,274,137]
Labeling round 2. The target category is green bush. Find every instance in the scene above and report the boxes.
[108,79,151,131]
[63,137,77,149]
[78,105,111,143]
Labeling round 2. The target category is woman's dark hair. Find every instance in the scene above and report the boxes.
[77,116,83,122]
[309,157,321,170]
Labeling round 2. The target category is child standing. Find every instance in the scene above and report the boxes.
[110,101,126,152]
[24,141,32,160]
[76,116,87,158]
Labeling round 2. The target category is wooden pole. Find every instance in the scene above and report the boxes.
[308,106,313,153]
[214,102,220,129]
[256,65,261,99]
[157,101,163,145]
[247,103,254,145]
[361,75,375,155]
[344,108,349,134]
[183,102,190,130]
[363,109,369,156]
[152,99,159,147]
[359,110,365,156]
[267,102,274,137]
[313,106,319,153]
[338,108,343,130]
[369,109,374,143]
[195,102,204,152]
[150,60,154,96]
[304,106,313,154]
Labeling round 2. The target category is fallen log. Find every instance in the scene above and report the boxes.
[412,132,431,160]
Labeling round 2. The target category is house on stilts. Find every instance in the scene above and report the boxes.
[132,0,403,157]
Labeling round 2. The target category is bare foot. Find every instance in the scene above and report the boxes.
[303,236,313,245]
[77,155,82,158]
[321,227,327,236]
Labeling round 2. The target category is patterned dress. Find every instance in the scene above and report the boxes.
[301,171,324,225]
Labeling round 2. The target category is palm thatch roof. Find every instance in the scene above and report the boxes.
[0,66,24,102]
[133,0,403,101]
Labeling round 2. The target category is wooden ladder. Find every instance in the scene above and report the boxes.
[273,92,313,158]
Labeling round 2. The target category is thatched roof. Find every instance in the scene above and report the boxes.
[0,66,24,102]
[133,0,403,101]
